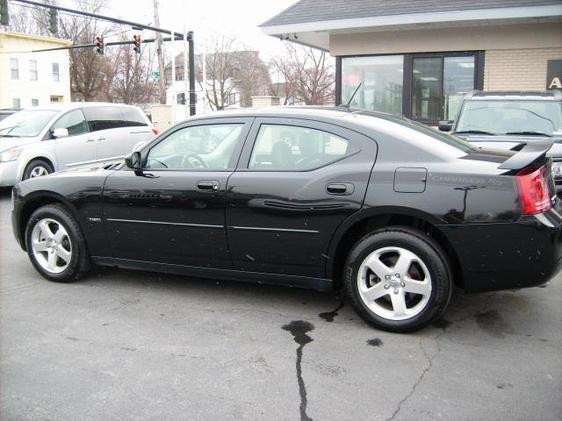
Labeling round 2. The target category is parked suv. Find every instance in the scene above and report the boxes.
[439,90,562,193]
[0,103,156,186]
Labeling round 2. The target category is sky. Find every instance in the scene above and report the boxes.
[78,0,300,60]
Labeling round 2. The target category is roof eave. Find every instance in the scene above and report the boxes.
[261,4,562,35]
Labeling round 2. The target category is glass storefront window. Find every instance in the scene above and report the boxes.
[340,53,478,124]
[443,56,475,120]
[341,55,404,115]
[412,57,442,122]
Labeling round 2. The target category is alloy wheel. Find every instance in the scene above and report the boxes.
[357,246,432,321]
[29,166,50,178]
[30,218,72,274]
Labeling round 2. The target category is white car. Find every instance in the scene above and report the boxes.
[0,103,157,186]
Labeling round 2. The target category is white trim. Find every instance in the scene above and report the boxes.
[261,5,562,35]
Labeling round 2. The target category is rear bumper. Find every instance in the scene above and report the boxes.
[440,209,562,292]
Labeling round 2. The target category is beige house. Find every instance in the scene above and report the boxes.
[261,0,562,125]
[0,32,71,109]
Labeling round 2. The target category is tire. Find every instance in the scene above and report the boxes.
[344,227,452,333]
[23,159,53,180]
[25,204,90,282]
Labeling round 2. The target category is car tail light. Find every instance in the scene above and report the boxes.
[516,165,552,215]
[151,128,159,135]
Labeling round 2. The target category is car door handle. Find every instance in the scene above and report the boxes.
[326,183,354,195]
[86,138,96,142]
[197,181,219,191]
[97,137,106,141]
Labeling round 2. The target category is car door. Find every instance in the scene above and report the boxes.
[51,108,96,169]
[102,117,252,268]
[83,106,154,163]
[226,118,377,278]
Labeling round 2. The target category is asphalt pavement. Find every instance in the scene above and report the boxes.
[0,188,560,421]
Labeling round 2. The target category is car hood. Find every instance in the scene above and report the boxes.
[0,136,40,152]
[457,134,562,159]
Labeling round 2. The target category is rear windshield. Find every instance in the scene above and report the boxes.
[83,106,148,132]
[456,100,562,136]
[0,110,58,138]
[358,110,476,153]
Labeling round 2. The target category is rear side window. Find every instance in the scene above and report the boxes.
[249,124,352,171]
[83,106,148,132]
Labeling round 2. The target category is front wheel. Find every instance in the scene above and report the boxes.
[344,227,452,333]
[25,204,90,282]
[23,159,53,180]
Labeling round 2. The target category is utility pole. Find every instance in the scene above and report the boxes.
[152,0,166,104]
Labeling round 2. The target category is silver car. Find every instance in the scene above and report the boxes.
[0,103,156,186]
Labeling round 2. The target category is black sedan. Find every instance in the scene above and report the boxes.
[11,108,562,332]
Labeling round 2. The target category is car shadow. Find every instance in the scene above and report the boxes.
[82,265,541,338]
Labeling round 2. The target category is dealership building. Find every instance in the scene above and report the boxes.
[261,0,562,125]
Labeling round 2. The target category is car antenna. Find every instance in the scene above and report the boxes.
[340,82,362,111]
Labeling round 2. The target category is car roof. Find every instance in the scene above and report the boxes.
[21,102,143,113]
[464,90,562,101]
[190,105,410,125]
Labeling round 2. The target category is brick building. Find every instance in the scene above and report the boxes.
[261,0,562,125]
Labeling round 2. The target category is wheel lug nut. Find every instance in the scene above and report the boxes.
[384,284,390,289]
[400,282,405,287]
[393,289,399,294]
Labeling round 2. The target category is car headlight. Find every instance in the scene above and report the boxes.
[0,147,23,163]
[552,161,562,178]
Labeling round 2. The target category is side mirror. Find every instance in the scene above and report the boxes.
[438,120,453,132]
[52,128,69,138]
[125,151,142,170]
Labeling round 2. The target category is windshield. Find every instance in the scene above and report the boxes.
[0,110,59,138]
[455,100,562,136]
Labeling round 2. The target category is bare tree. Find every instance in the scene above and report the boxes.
[194,35,272,110]
[57,0,115,101]
[271,44,335,105]
[198,36,240,111]
[108,38,157,104]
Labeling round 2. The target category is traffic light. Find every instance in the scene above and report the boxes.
[1,0,9,26]
[96,36,104,55]
[48,8,58,35]
[133,35,141,54]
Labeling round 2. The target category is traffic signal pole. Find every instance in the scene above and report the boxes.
[12,0,197,116]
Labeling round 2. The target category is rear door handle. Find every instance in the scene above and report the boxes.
[86,138,96,143]
[326,183,354,195]
[97,137,106,141]
[197,180,219,191]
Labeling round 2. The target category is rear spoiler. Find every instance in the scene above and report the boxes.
[498,140,553,170]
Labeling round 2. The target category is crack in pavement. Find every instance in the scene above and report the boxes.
[385,331,445,421]
[282,320,315,421]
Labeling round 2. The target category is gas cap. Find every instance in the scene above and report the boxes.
[394,167,428,193]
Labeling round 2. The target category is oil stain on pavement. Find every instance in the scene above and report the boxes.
[282,320,315,421]
[318,301,344,322]
[366,338,383,347]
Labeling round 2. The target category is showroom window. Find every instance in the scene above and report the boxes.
[339,52,482,125]
[341,55,404,115]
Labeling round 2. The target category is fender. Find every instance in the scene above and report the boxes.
[15,144,58,183]
[14,189,83,249]
[325,205,447,278]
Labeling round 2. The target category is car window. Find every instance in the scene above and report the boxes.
[249,124,352,171]
[51,109,90,136]
[145,124,244,170]
[83,106,148,132]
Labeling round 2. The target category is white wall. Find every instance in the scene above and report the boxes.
[0,33,71,109]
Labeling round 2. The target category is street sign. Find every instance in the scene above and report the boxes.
[152,71,161,80]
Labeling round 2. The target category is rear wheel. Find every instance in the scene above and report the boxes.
[344,227,452,332]
[25,204,90,282]
[23,159,53,180]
